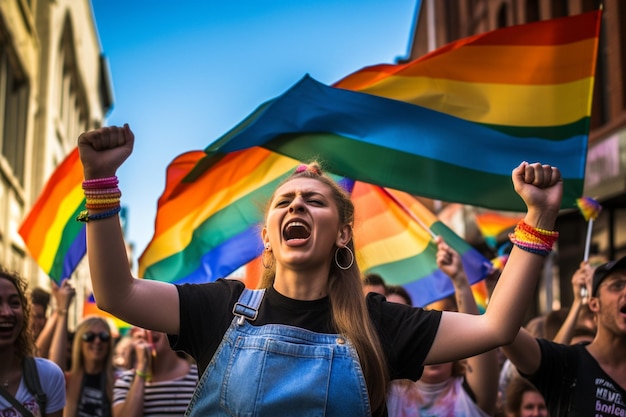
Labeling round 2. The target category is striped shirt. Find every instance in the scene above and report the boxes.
[113,364,198,416]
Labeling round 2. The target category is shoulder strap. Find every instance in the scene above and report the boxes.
[23,357,47,417]
[0,384,35,417]
[232,288,266,325]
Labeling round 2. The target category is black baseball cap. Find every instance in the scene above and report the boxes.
[592,256,626,296]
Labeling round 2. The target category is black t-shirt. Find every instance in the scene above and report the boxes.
[525,339,626,417]
[76,372,110,417]
[169,278,442,380]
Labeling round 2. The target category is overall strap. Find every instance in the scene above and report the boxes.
[232,288,266,325]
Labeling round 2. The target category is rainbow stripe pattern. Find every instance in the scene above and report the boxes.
[576,196,602,221]
[83,293,131,334]
[19,148,86,283]
[138,148,301,283]
[474,211,524,249]
[349,181,492,306]
[189,11,600,212]
[139,147,491,306]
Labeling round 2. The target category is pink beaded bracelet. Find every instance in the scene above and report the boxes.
[82,176,119,189]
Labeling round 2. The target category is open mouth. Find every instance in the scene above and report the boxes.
[0,322,15,335]
[283,221,311,241]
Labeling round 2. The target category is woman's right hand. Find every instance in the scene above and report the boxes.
[77,124,134,179]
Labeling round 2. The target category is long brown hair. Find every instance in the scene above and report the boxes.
[0,267,35,360]
[259,163,389,415]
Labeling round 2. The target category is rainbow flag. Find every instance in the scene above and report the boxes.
[189,11,600,212]
[19,148,86,283]
[349,181,491,306]
[139,148,491,307]
[474,211,524,249]
[138,148,301,283]
[83,293,131,335]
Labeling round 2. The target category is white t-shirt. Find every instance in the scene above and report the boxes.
[387,376,490,417]
[0,357,66,416]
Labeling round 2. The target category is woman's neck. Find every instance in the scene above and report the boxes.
[152,351,189,381]
[0,348,20,392]
[273,268,329,300]
[0,348,17,373]
[83,360,105,374]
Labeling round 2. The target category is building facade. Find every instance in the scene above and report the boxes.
[0,0,112,291]
[408,0,626,311]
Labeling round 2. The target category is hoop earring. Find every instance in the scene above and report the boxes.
[335,246,354,270]
[261,244,273,270]
[261,252,274,269]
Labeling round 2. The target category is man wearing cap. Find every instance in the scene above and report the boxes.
[502,257,626,417]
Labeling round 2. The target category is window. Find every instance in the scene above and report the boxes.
[525,0,540,22]
[0,35,29,186]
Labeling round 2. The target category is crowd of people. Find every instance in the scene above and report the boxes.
[0,123,623,416]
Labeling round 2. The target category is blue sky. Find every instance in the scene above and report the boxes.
[90,0,421,267]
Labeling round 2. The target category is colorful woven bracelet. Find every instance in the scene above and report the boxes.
[85,202,121,210]
[509,220,559,256]
[516,221,559,245]
[76,206,121,223]
[84,188,122,196]
[82,176,119,189]
[85,197,122,207]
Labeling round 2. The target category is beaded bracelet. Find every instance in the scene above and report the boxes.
[84,188,122,196]
[86,197,123,210]
[82,176,119,189]
[135,369,152,381]
[76,206,121,223]
[81,176,122,220]
[509,220,559,256]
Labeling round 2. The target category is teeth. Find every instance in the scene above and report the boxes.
[287,221,310,232]
[283,221,311,240]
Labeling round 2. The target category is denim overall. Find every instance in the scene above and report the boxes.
[185,288,372,417]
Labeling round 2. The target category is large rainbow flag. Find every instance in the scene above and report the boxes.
[19,148,86,283]
[187,11,600,212]
[139,147,492,307]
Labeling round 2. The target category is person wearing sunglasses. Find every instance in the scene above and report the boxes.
[50,316,115,417]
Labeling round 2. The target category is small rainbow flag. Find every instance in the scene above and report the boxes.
[474,211,524,249]
[19,148,86,283]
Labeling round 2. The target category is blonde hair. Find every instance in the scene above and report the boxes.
[260,162,389,415]
[66,316,115,415]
